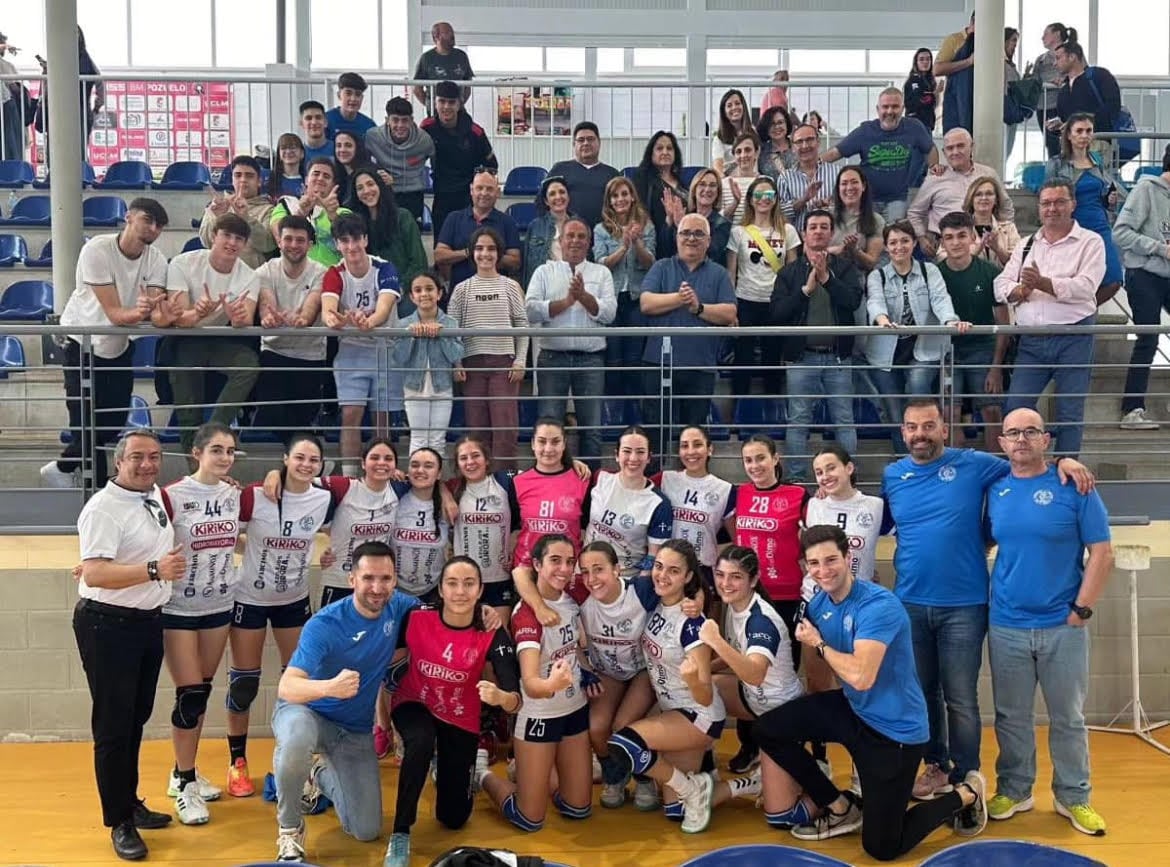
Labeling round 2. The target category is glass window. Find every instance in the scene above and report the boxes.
[707,49,778,68]
[4,1,45,71]
[1020,0,1090,63]
[546,47,585,74]
[598,48,625,74]
[633,48,685,68]
[131,0,212,67]
[310,0,377,69]
[215,0,276,68]
[467,46,542,73]
[79,0,129,68]
[380,0,409,71]
[868,50,917,75]
[789,50,866,75]
[1098,0,1168,75]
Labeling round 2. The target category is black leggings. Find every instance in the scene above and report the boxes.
[755,689,965,862]
[390,702,479,835]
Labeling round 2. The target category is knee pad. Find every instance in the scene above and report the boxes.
[226,667,261,713]
[172,682,212,730]
[607,727,656,777]
[766,799,815,830]
[553,792,591,820]
[599,752,628,786]
[663,800,683,821]
[501,794,543,833]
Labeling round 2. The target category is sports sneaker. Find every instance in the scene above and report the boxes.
[912,763,953,800]
[175,781,210,825]
[790,793,863,841]
[276,824,305,862]
[228,757,254,798]
[1120,408,1160,431]
[731,767,762,800]
[1056,801,1107,836]
[600,782,627,809]
[39,460,79,488]
[954,770,987,837]
[383,832,410,867]
[679,772,714,834]
[727,744,760,775]
[472,748,490,793]
[168,769,222,801]
[373,725,392,759]
[988,793,1034,820]
[300,758,323,814]
[634,778,660,811]
[849,764,861,796]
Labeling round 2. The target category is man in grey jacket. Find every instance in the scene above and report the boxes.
[365,97,435,224]
[1113,145,1170,431]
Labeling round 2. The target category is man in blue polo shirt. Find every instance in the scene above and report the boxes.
[433,169,522,292]
[270,541,418,863]
[985,408,1112,837]
[882,399,1092,805]
[639,212,737,463]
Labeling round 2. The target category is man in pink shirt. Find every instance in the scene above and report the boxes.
[993,178,1104,457]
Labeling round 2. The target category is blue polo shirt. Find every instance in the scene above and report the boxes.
[987,466,1110,629]
[835,117,935,204]
[809,579,929,744]
[882,447,1007,606]
[640,256,736,369]
[288,591,419,732]
[325,107,376,140]
[436,206,523,288]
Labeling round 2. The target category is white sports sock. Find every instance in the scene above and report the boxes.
[667,768,695,799]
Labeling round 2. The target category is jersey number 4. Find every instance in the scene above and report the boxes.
[441,642,454,663]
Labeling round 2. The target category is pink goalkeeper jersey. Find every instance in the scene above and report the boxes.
[511,467,591,567]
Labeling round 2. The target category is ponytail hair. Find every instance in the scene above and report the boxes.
[715,544,780,612]
[581,539,619,567]
[452,434,492,501]
[437,555,486,631]
[532,532,575,566]
[533,416,574,472]
[657,538,703,600]
[409,447,445,530]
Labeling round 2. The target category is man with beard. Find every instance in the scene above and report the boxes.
[412,22,474,109]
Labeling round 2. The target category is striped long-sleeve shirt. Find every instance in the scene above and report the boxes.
[779,163,841,232]
[447,274,531,362]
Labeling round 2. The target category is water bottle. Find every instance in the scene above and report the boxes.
[5,190,16,217]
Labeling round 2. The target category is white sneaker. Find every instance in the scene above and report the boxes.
[276,825,305,862]
[601,782,627,809]
[383,832,410,867]
[168,769,222,801]
[175,781,209,825]
[849,764,861,797]
[634,778,660,811]
[39,460,79,488]
[592,752,603,783]
[301,757,324,814]
[791,793,863,841]
[732,767,762,800]
[472,748,490,793]
[1120,408,1160,430]
[679,772,714,834]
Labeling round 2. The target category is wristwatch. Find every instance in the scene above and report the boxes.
[816,641,828,658]
[695,302,705,317]
[1069,601,1093,620]
[147,560,160,582]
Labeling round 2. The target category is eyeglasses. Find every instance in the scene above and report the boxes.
[1000,427,1047,441]
[751,191,777,201]
[143,497,169,529]
[792,137,819,146]
[1038,198,1071,209]
[677,229,708,239]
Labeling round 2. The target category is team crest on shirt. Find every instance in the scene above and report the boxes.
[558,496,578,511]
[299,515,317,531]
[617,618,633,634]
[383,619,397,637]
[619,513,635,529]
[856,512,874,528]
[1033,489,1054,506]
[938,466,957,482]
[843,614,854,632]
[703,490,721,506]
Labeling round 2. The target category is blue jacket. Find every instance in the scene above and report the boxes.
[864,260,958,369]
[390,311,465,393]
[523,213,569,288]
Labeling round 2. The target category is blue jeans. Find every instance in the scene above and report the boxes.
[989,624,1091,806]
[903,602,987,781]
[272,701,382,839]
[1004,323,1094,457]
[785,351,858,481]
[867,362,940,454]
[876,200,909,222]
[538,349,605,468]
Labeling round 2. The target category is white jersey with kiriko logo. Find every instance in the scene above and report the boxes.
[804,490,884,582]
[392,490,451,597]
[236,484,333,606]
[656,470,735,567]
[511,593,587,720]
[451,472,516,584]
[320,477,409,589]
[573,575,658,681]
[723,593,804,716]
[641,600,727,719]
[160,477,240,616]
[584,472,674,577]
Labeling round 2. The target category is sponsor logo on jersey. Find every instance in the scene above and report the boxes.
[1033,489,1054,506]
[673,507,709,524]
[352,630,367,642]
[352,522,393,537]
[590,521,625,543]
[738,516,779,532]
[182,501,201,513]
[190,537,236,552]
[418,660,469,683]
[640,636,663,658]
[191,520,237,537]
[748,631,772,641]
[264,537,310,551]
[395,528,440,543]
[463,512,503,525]
[526,518,568,534]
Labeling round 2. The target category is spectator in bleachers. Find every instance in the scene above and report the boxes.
[803,110,832,144]
[270,157,351,266]
[1031,23,1075,158]
[759,69,790,115]
[549,121,620,232]
[639,213,737,459]
[995,178,1103,457]
[346,166,428,289]
[447,226,529,469]
[268,133,306,199]
[1003,29,1023,157]
[325,72,375,140]
[634,130,687,259]
[820,87,938,223]
[153,212,261,454]
[936,12,976,133]
[364,96,435,224]
[757,107,797,180]
[828,166,886,273]
[412,21,474,110]
[964,176,1021,267]
[41,198,170,488]
[727,176,800,404]
[778,124,838,232]
[904,48,939,133]
[254,215,327,434]
[0,31,25,161]
[321,213,402,472]
[198,155,276,269]
[34,26,104,149]
[331,130,371,201]
[712,89,752,176]
[299,100,334,163]
[908,129,1013,259]
[1045,113,1125,304]
[1113,145,1170,431]
[523,175,573,288]
[719,132,762,226]
[527,218,616,468]
[434,169,520,291]
[595,175,656,399]
[422,80,497,245]
[770,208,863,482]
[1051,40,1120,159]
[661,167,732,268]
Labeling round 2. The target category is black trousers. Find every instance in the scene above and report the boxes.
[641,366,716,465]
[252,351,328,440]
[754,689,964,862]
[396,191,425,225]
[60,340,134,482]
[72,599,164,828]
[731,298,784,400]
[390,701,478,834]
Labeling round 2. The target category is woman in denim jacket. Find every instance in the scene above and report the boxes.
[391,271,465,454]
[522,175,574,289]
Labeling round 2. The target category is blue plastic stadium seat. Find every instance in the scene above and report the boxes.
[62,395,159,444]
[93,160,154,190]
[679,844,853,867]
[82,196,128,227]
[0,280,53,321]
[0,195,51,226]
[446,400,466,442]
[518,396,538,431]
[919,840,1106,867]
[622,166,638,180]
[33,162,96,189]
[421,204,433,233]
[1135,165,1162,182]
[1019,161,1046,194]
[132,336,159,379]
[425,167,434,193]
[705,402,731,441]
[0,160,35,188]
[23,239,53,267]
[680,165,705,189]
[152,161,212,191]
[507,202,537,233]
[854,396,886,440]
[0,234,28,267]
[733,397,786,440]
[0,334,26,379]
[181,236,206,253]
[601,398,641,442]
[503,165,548,196]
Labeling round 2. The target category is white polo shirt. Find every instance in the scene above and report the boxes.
[77,480,176,610]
